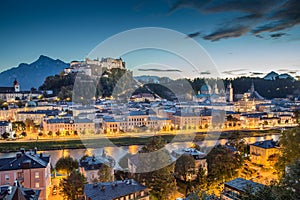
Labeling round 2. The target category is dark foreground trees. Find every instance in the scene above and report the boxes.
[206,145,243,182]
[175,154,195,182]
[98,164,114,182]
[276,126,300,177]
[133,136,176,200]
[59,171,86,200]
[241,160,300,200]
[55,156,79,174]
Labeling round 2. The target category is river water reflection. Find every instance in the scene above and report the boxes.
[0,134,279,167]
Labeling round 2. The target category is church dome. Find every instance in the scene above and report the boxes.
[200,84,211,94]
[25,101,38,107]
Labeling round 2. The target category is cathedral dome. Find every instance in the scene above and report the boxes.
[25,101,38,107]
[200,84,211,94]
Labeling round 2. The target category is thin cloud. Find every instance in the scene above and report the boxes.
[253,0,300,35]
[170,0,298,41]
[138,68,182,72]
[186,31,201,38]
[222,69,247,75]
[169,0,212,14]
[203,25,250,41]
[204,0,279,14]
[200,70,211,75]
[270,33,288,39]
[255,34,264,39]
[250,72,265,76]
[278,69,299,72]
[236,73,248,76]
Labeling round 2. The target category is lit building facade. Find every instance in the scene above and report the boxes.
[250,140,280,167]
[0,149,51,200]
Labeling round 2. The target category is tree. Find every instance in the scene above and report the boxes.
[175,154,195,182]
[242,160,300,200]
[59,171,86,200]
[134,136,176,200]
[98,164,113,182]
[47,131,53,136]
[195,166,207,193]
[294,110,300,124]
[206,145,243,182]
[276,126,300,177]
[55,156,79,174]
[280,159,300,199]
[12,121,25,131]
[1,132,10,139]
[227,131,248,155]
[20,131,27,137]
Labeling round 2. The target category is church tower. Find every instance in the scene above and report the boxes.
[250,80,255,94]
[14,79,20,92]
[229,82,233,102]
[214,81,219,94]
[226,82,234,102]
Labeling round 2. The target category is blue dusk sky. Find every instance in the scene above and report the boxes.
[0,0,300,78]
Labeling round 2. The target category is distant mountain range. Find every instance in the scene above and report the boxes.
[0,55,69,90]
[263,71,295,81]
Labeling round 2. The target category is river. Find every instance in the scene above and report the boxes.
[0,134,279,167]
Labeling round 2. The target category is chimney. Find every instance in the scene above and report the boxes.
[34,147,37,155]
[16,152,22,159]
[100,185,105,191]
[20,148,25,154]
[40,153,43,158]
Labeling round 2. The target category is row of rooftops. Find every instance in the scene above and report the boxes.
[0,121,10,126]
[0,183,40,200]
[43,117,93,124]
[17,109,60,115]
[84,179,148,200]
[224,177,264,193]
[251,139,279,149]
[80,155,113,171]
[84,177,265,200]
[0,148,50,171]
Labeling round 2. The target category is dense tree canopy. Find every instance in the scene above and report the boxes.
[242,160,300,200]
[175,154,195,182]
[206,145,243,182]
[59,171,86,200]
[134,136,176,200]
[276,126,300,176]
[1,132,10,139]
[39,69,299,101]
[55,156,79,174]
[98,164,113,182]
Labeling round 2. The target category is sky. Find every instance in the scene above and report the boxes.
[0,0,300,78]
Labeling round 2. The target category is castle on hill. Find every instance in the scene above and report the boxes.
[64,57,126,76]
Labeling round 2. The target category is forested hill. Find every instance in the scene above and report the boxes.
[39,71,300,100]
[230,77,299,99]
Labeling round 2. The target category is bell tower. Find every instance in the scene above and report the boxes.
[14,79,20,92]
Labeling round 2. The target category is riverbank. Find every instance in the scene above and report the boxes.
[0,129,282,153]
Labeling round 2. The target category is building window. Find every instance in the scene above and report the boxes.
[35,182,40,188]
[5,175,9,181]
[17,172,24,179]
[35,172,39,179]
